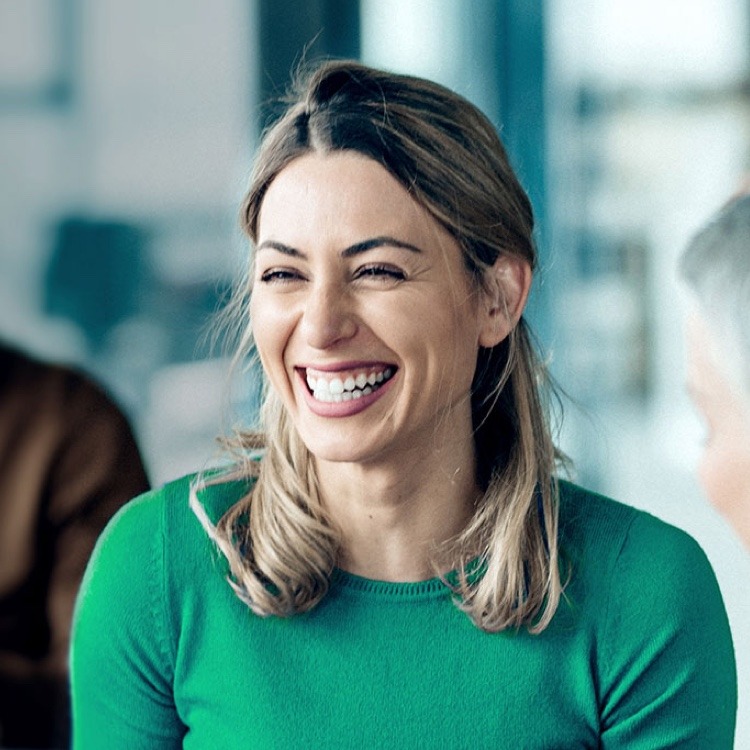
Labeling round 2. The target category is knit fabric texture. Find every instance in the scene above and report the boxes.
[70,475,737,748]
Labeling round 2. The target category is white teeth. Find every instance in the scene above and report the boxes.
[329,378,344,395]
[308,367,394,402]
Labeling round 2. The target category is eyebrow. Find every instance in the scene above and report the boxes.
[256,235,423,258]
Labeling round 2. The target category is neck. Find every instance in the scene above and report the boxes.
[315,436,480,582]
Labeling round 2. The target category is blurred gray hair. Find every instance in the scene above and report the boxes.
[680,193,750,396]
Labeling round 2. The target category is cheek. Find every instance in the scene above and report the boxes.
[396,309,478,374]
[250,296,292,377]
[699,446,733,511]
[698,439,750,516]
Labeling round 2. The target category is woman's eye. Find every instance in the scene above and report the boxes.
[354,265,406,282]
[258,268,303,284]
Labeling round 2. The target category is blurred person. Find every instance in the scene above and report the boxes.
[681,192,750,549]
[0,342,149,748]
[71,61,736,748]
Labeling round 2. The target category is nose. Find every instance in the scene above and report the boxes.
[300,281,358,350]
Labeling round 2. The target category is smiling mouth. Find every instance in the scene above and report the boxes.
[304,366,396,403]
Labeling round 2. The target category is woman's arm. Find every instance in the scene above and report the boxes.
[69,491,185,749]
[598,514,737,748]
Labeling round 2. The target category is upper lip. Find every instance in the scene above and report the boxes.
[295,361,395,373]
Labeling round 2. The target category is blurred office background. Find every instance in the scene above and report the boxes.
[1,0,748,744]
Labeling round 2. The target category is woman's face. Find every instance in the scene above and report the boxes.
[250,151,494,467]
[686,311,750,547]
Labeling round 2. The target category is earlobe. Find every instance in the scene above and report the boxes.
[478,254,532,348]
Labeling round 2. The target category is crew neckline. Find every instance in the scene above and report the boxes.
[330,568,452,600]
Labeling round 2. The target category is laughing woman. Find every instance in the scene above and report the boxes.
[70,61,736,748]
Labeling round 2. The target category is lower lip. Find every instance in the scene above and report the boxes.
[298,371,395,418]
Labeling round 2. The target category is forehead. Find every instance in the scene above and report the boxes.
[257,151,441,242]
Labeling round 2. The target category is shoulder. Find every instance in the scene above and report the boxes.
[86,469,256,587]
[76,470,254,637]
[556,485,737,743]
[556,479,730,642]
[94,469,254,555]
[555,479,728,637]
[2,345,107,403]
[557,479,710,580]
[1,345,132,436]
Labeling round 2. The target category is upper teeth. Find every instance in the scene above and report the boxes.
[307,368,393,402]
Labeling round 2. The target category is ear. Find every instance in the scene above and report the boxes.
[478,254,532,348]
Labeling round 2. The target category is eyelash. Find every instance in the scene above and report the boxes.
[258,268,303,284]
[354,264,406,281]
[258,265,406,284]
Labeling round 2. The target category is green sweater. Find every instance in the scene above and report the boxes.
[70,475,736,748]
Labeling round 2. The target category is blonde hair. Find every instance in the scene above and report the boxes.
[194,60,565,633]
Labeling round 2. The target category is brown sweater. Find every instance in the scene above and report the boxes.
[0,345,149,748]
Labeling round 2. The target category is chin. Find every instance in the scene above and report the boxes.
[300,433,384,466]
[306,444,369,465]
